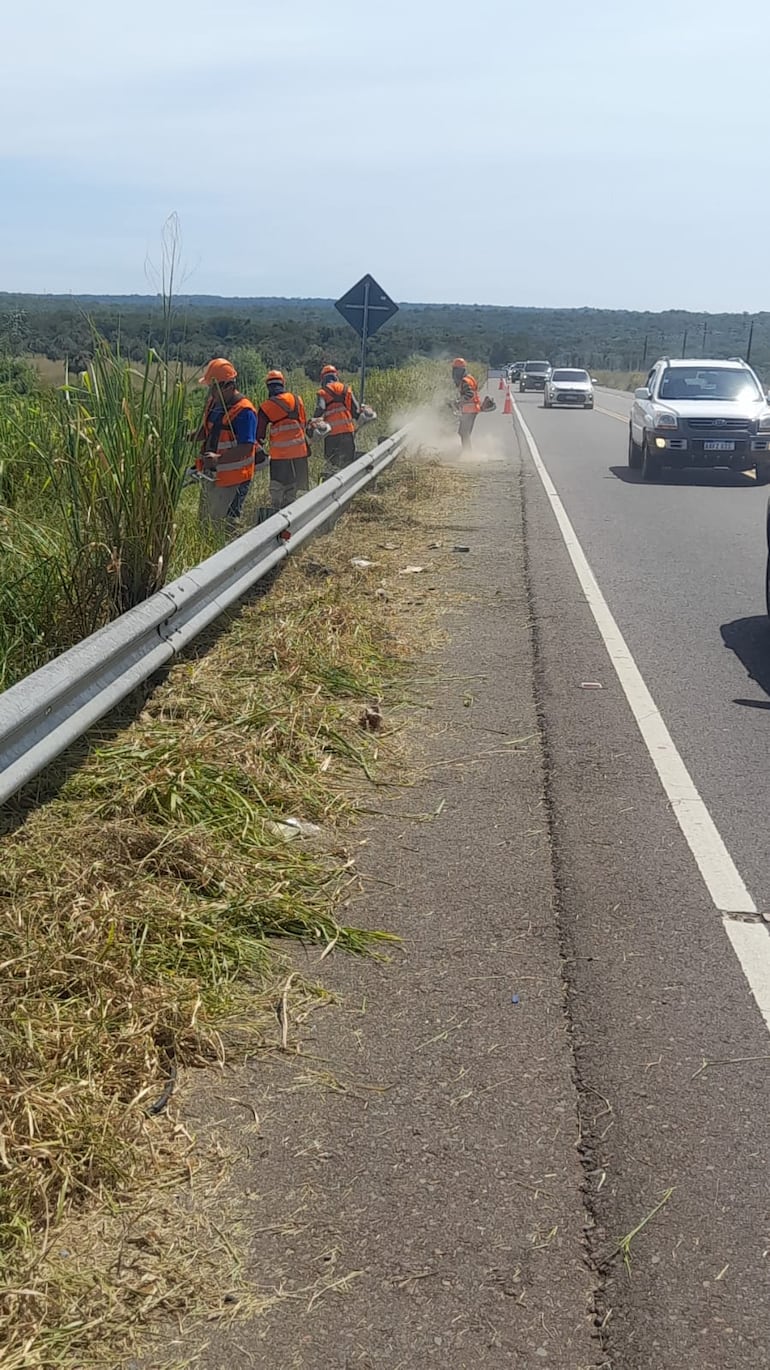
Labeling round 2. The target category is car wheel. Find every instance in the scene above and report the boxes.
[543,394,550,408]
[641,436,662,482]
[519,384,525,393]
[628,427,643,471]
[756,457,770,485]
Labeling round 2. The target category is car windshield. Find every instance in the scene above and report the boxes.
[552,369,588,382]
[657,367,762,403]
[526,362,550,373]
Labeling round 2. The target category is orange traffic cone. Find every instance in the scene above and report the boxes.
[498,376,505,390]
[503,387,513,415]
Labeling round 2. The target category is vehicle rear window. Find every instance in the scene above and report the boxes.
[526,362,550,373]
[552,369,588,382]
[658,367,762,402]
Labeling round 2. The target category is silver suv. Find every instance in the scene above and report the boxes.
[629,357,770,482]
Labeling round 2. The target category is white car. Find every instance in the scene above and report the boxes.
[543,368,594,409]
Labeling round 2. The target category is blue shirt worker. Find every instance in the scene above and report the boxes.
[194,358,259,528]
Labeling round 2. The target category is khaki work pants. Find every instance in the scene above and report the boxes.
[270,457,309,511]
[198,480,247,529]
[458,413,477,450]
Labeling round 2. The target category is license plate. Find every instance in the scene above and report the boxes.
[704,440,735,452]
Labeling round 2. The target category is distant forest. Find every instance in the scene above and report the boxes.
[0,292,767,379]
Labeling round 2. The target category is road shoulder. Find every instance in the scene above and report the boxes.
[189,421,599,1369]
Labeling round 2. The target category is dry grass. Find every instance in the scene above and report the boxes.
[0,450,466,1368]
[592,370,646,392]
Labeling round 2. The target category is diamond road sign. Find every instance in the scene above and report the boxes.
[334,273,398,340]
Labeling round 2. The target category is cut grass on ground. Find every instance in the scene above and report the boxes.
[0,452,467,1370]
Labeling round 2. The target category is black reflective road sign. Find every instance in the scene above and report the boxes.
[334,274,398,340]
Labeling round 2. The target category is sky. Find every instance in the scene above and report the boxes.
[1,0,768,312]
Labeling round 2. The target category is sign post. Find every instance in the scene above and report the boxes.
[358,276,370,405]
[334,273,398,404]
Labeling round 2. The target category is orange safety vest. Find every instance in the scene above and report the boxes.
[260,392,309,461]
[461,374,481,414]
[318,381,355,436]
[197,394,257,488]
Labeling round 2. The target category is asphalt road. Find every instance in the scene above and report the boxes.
[520,386,770,908]
[516,383,770,1367]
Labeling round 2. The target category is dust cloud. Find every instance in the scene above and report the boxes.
[390,388,510,468]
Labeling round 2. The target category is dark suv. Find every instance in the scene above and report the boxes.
[519,361,551,393]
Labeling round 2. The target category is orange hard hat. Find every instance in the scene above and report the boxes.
[199,357,237,386]
[265,369,285,386]
[320,364,338,379]
[451,357,467,369]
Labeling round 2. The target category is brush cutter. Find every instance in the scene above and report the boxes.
[183,466,216,488]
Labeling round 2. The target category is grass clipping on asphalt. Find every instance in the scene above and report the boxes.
[0,456,462,1369]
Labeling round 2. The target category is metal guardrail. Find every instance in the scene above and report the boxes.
[0,428,409,805]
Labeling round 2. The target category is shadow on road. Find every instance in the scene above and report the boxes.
[609,466,758,488]
[721,615,770,708]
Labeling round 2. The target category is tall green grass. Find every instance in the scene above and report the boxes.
[0,346,205,687]
[53,344,192,615]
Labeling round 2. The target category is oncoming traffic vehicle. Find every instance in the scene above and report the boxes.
[544,368,595,409]
[519,361,551,393]
[629,357,770,483]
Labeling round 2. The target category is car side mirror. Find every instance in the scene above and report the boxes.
[591,378,598,384]
[634,387,651,400]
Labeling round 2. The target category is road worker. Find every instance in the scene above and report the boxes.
[451,357,481,450]
[195,358,258,527]
[255,370,310,511]
[311,365,362,476]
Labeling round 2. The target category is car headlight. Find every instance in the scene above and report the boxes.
[653,411,678,430]
[758,414,770,432]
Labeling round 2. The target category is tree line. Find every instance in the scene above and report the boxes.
[0,294,768,381]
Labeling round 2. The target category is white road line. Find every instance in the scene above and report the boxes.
[722,919,770,1033]
[515,400,757,917]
